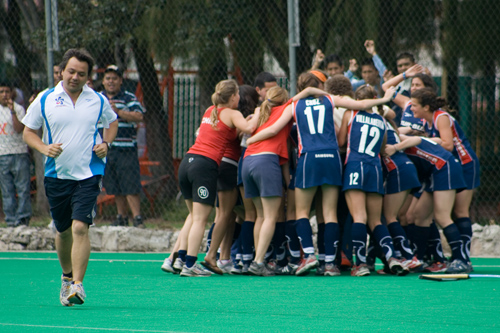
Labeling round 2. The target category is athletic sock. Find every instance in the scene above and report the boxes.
[406,224,417,253]
[296,218,315,255]
[443,224,467,262]
[413,226,430,260]
[455,217,472,260]
[62,271,73,279]
[178,250,187,262]
[388,222,413,260]
[317,223,326,265]
[233,222,242,243]
[185,255,197,268]
[373,224,396,261]
[351,222,367,266]
[428,222,445,262]
[366,228,376,267]
[285,220,301,264]
[206,223,215,252]
[230,234,242,263]
[324,222,339,264]
[240,221,255,264]
[273,222,288,267]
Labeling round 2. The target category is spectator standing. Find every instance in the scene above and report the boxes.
[0,81,31,227]
[22,48,118,306]
[100,65,146,228]
[254,72,278,103]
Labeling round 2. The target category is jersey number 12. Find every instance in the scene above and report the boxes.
[358,124,380,157]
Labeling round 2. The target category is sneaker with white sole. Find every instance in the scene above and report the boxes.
[324,263,341,276]
[351,264,371,277]
[180,263,212,277]
[402,256,423,271]
[275,263,297,275]
[217,260,233,274]
[445,259,469,274]
[248,262,275,276]
[295,255,318,276]
[424,261,447,273]
[67,281,86,305]
[161,258,177,274]
[173,258,185,272]
[388,257,409,276]
[60,276,73,307]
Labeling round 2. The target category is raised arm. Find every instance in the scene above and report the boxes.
[246,104,293,145]
[382,64,424,92]
[292,87,327,101]
[333,86,396,111]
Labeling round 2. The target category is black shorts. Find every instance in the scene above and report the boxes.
[178,154,218,205]
[44,175,102,233]
[103,147,142,195]
[217,158,238,191]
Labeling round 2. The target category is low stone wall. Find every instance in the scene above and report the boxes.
[0,223,499,256]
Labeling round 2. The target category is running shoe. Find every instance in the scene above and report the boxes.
[324,263,341,276]
[161,258,177,274]
[173,257,185,272]
[275,263,297,275]
[230,262,243,275]
[217,260,233,274]
[351,264,371,277]
[423,262,447,273]
[241,263,251,275]
[67,281,86,305]
[340,251,352,269]
[248,262,275,276]
[60,276,73,307]
[180,263,212,277]
[401,256,423,271]
[445,259,469,274]
[388,257,410,276]
[315,264,326,276]
[295,254,318,276]
[133,215,145,228]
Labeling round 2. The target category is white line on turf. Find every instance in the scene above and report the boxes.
[0,323,193,333]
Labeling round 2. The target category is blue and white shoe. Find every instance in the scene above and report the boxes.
[445,259,469,274]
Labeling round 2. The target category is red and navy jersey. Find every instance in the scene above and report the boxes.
[424,110,475,165]
[400,100,424,132]
[188,106,237,165]
[345,110,386,165]
[382,122,410,172]
[404,137,453,178]
[292,95,338,156]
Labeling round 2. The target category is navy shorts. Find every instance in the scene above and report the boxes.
[295,149,343,189]
[103,147,142,195]
[242,154,283,198]
[218,158,238,191]
[178,154,218,205]
[342,161,384,195]
[384,160,421,194]
[428,157,466,192]
[461,157,480,190]
[44,175,102,233]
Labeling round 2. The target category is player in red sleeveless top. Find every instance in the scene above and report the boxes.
[177,79,260,277]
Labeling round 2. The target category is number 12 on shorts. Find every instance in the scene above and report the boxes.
[349,172,359,185]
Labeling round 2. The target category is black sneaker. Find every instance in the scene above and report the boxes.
[112,215,128,226]
[14,217,30,227]
[133,215,145,228]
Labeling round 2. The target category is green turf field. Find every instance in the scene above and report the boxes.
[1,252,499,332]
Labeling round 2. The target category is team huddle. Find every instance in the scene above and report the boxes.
[161,63,479,278]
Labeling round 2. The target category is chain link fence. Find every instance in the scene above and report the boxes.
[0,0,499,226]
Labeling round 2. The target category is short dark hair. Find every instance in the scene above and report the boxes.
[360,58,376,69]
[253,72,276,89]
[396,52,415,63]
[238,84,260,118]
[59,48,94,77]
[412,73,438,92]
[0,80,12,89]
[325,54,343,67]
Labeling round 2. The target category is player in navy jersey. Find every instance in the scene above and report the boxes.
[338,84,407,277]
[381,65,435,133]
[385,135,470,273]
[248,73,396,276]
[381,118,422,271]
[412,88,479,271]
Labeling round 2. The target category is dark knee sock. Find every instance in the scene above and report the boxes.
[388,222,413,260]
[240,221,255,264]
[413,226,430,260]
[317,223,326,265]
[324,222,339,264]
[428,222,445,262]
[455,217,472,260]
[285,220,301,264]
[296,218,315,255]
[443,224,466,263]
[351,222,367,266]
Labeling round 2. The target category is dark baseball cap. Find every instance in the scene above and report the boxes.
[104,65,122,77]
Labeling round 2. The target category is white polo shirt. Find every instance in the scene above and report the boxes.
[23,82,117,180]
[0,102,28,155]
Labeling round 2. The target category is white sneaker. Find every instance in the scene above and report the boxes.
[173,258,185,272]
[161,258,177,274]
[180,263,212,277]
[60,276,73,307]
[67,281,86,305]
[217,260,233,274]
